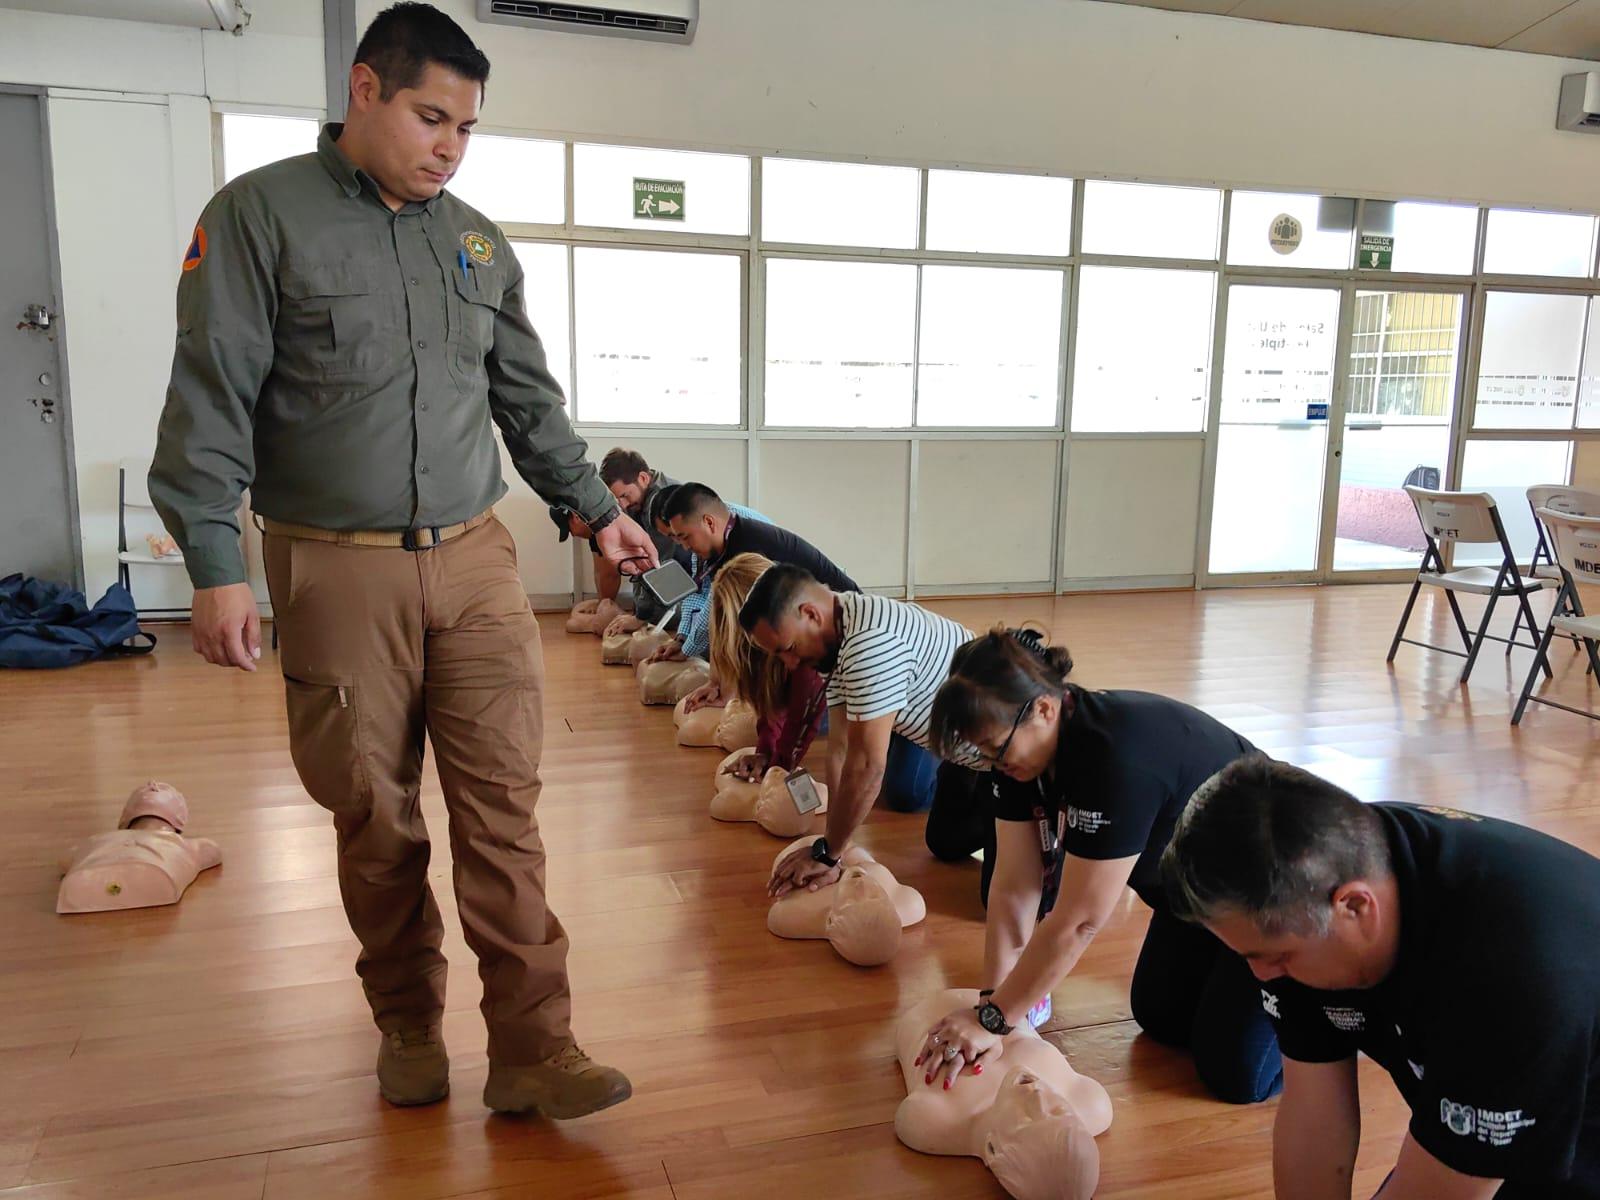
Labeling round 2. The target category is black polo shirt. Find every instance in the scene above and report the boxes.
[1260,805,1600,1197]
[990,687,1256,909]
[715,516,859,594]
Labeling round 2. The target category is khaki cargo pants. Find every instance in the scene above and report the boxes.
[264,516,572,1065]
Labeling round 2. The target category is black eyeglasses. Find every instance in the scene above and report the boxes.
[978,700,1033,767]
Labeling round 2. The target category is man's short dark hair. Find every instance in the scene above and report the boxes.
[647,484,679,528]
[738,563,819,633]
[355,3,490,101]
[1160,755,1392,936]
[600,448,651,487]
[660,482,724,524]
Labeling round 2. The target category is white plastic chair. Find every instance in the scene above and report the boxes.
[1511,484,1600,654]
[1512,509,1600,725]
[1386,486,1554,685]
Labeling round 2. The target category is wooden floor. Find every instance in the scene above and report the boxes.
[3,583,1599,1200]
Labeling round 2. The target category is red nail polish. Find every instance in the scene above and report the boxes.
[943,1080,951,1091]
[924,1075,932,1085]
[973,1065,983,1075]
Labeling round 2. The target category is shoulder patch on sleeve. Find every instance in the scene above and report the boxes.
[182,224,207,273]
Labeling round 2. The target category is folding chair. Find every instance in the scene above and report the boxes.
[1510,485,1600,655]
[1512,509,1600,725]
[1386,486,1554,685]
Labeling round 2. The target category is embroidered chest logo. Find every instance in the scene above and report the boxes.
[1323,1006,1365,1032]
[1260,990,1281,1019]
[1440,1098,1538,1146]
[461,230,495,266]
[1065,807,1108,834]
[1418,805,1483,821]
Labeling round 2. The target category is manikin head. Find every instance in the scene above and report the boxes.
[119,781,188,832]
[663,483,731,561]
[600,447,654,514]
[337,4,490,211]
[822,867,902,966]
[929,627,1073,784]
[738,563,839,674]
[976,1068,1099,1200]
[1160,755,1402,992]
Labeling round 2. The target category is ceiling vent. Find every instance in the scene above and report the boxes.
[476,0,696,44]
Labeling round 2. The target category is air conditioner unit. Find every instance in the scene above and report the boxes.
[0,0,250,32]
[1557,72,1600,134]
[475,0,696,44]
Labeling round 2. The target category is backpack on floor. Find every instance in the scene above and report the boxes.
[0,573,156,669]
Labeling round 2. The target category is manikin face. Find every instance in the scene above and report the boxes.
[610,472,651,514]
[980,1068,1098,1200]
[749,601,834,674]
[345,62,481,208]
[823,867,902,966]
[1204,889,1388,992]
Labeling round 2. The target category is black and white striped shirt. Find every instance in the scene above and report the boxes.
[825,592,977,760]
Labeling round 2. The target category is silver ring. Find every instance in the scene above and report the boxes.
[942,1045,959,1062]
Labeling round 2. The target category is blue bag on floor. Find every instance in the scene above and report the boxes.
[0,573,156,669]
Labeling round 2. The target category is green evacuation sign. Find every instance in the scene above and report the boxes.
[634,177,685,221]
[1359,234,1394,271]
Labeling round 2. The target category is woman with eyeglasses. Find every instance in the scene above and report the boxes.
[914,626,1282,1106]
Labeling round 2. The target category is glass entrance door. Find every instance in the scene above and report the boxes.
[1330,289,1465,573]
[1207,283,1342,577]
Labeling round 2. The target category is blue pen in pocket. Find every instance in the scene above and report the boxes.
[457,248,470,283]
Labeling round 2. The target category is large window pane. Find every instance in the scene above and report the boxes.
[574,143,749,236]
[1474,292,1586,430]
[1227,191,1354,270]
[221,113,318,183]
[762,159,919,248]
[1359,200,1478,275]
[1581,297,1600,429]
[1082,181,1222,260]
[1483,208,1598,278]
[448,134,564,225]
[916,266,1062,427]
[573,248,741,424]
[1458,439,1575,564]
[511,242,571,402]
[764,259,916,427]
[1071,267,1215,432]
[924,170,1072,256]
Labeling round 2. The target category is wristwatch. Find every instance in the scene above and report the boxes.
[975,1000,1014,1036]
[585,502,622,535]
[809,837,840,868]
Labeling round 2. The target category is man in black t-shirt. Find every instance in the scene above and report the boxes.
[1162,755,1600,1200]
[660,483,859,596]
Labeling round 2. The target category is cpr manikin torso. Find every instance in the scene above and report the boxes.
[566,598,623,635]
[675,697,723,746]
[709,751,830,837]
[894,989,1112,1200]
[639,657,711,705]
[626,627,674,665]
[766,836,925,966]
[674,696,759,748]
[714,698,758,750]
[57,783,222,914]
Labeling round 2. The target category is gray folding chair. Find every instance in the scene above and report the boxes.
[1512,508,1600,725]
[1387,486,1554,685]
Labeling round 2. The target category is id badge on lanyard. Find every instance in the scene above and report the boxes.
[1032,780,1066,913]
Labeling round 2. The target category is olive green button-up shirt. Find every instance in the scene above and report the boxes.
[151,124,614,589]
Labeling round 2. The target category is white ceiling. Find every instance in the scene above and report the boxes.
[1088,0,1600,60]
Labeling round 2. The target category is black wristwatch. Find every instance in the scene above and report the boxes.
[585,502,622,535]
[975,1000,1014,1036]
[810,837,840,868]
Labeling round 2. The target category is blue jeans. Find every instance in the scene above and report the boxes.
[882,734,940,813]
[1129,908,1283,1104]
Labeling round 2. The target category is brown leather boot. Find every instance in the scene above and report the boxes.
[377,1026,449,1106]
[483,1044,632,1118]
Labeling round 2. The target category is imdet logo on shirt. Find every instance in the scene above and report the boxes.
[1065,807,1109,834]
[1440,1098,1538,1147]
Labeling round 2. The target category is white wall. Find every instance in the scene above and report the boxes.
[0,4,323,608]
[391,0,1600,212]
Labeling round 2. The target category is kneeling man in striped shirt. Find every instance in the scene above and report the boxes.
[738,564,980,897]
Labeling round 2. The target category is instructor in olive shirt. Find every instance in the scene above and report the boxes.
[150,3,655,1119]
